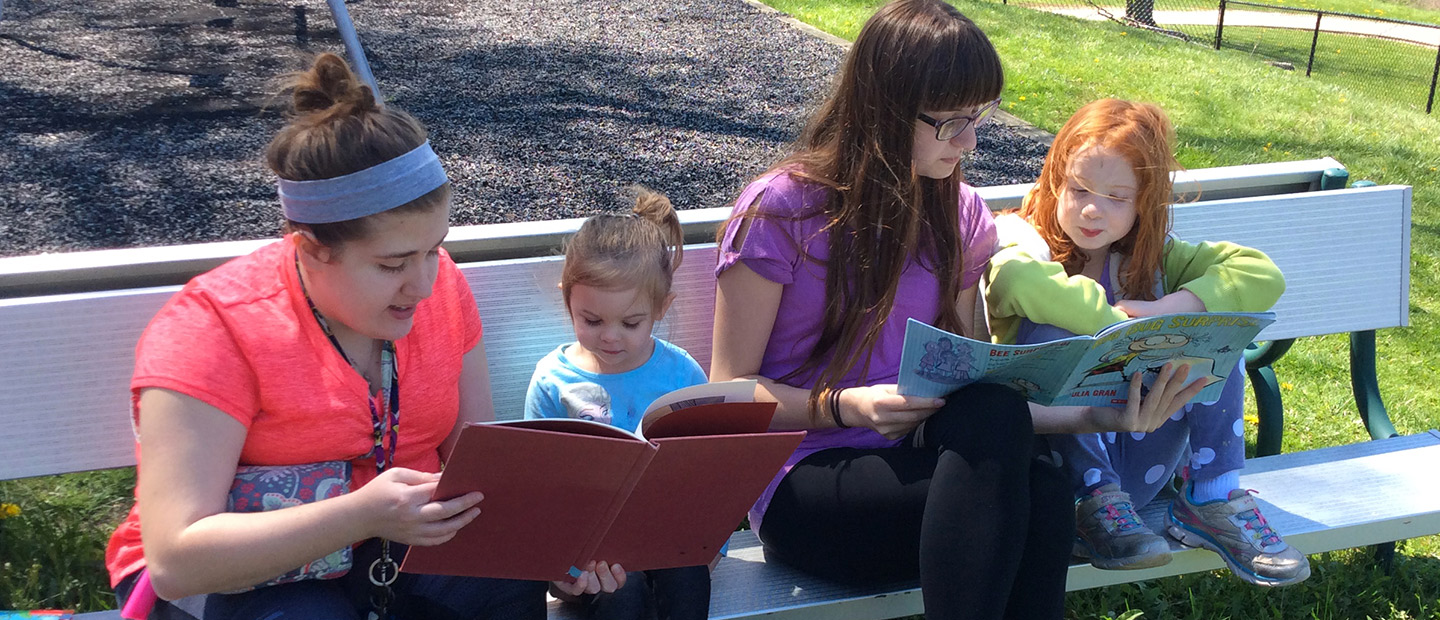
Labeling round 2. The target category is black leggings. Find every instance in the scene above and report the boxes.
[758,383,1073,620]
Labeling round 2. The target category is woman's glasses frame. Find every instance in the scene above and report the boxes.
[918,98,1003,142]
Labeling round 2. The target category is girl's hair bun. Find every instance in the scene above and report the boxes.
[289,53,377,121]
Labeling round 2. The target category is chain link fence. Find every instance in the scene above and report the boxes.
[1000,0,1440,113]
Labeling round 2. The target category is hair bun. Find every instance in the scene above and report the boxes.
[628,185,684,274]
[630,186,674,220]
[290,53,377,120]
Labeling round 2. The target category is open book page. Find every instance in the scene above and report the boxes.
[897,312,1274,406]
[1057,312,1274,407]
[639,379,756,438]
[897,318,1092,400]
[487,417,643,441]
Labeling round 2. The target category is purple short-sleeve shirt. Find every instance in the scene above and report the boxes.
[716,169,999,531]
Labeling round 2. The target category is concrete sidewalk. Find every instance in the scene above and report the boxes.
[1046,6,1440,47]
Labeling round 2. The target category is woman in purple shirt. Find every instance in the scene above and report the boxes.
[709,1,1206,618]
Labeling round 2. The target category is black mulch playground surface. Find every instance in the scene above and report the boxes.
[0,0,1050,258]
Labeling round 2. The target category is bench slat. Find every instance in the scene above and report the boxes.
[1,287,178,479]
[1171,185,1410,340]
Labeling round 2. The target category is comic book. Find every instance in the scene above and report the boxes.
[897,312,1275,406]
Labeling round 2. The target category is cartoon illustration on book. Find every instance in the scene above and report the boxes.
[1078,332,1223,388]
[914,337,976,383]
[1009,378,1041,399]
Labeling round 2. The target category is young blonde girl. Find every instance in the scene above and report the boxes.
[524,188,710,620]
[985,98,1310,586]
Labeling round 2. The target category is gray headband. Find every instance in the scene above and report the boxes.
[278,141,449,224]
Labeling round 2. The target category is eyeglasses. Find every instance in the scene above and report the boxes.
[918,98,1002,141]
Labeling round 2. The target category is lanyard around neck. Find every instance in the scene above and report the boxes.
[296,258,401,474]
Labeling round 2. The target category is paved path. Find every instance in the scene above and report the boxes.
[1046,6,1440,47]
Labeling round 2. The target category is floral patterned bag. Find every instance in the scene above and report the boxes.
[224,460,354,592]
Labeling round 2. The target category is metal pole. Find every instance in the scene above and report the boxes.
[324,0,382,100]
[1215,0,1227,50]
[1428,40,1440,114]
[1306,12,1322,77]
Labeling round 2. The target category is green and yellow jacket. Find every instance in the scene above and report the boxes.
[984,213,1286,345]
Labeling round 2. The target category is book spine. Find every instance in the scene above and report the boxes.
[571,446,658,574]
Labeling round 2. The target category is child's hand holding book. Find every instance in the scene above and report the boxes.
[1083,362,1206,433]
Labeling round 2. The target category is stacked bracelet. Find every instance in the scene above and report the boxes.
[828,388,849,429]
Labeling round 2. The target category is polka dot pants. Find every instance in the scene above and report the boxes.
[1048,359,1248,506]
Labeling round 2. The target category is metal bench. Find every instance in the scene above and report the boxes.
[3,167,1431,620]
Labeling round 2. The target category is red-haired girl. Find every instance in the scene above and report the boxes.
[985,98,1309,587]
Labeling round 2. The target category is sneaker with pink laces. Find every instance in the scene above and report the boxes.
[1167,483,1311,587]
[1074,483,1173,570]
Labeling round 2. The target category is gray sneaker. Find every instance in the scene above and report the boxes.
[1167,484,1312,587]
[1074,483,1173,570]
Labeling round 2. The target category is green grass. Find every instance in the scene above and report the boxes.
[1023,0,1440,25]
[1266,0,1440,23]
[1238,0,1440,25]
[1167,24,1440,113]
[762,0,1440,618]
[0,470,134,612]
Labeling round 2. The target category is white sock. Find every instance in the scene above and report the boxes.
[1191,470,1241,503]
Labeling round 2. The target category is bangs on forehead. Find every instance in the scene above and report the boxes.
[919,31,1004,112]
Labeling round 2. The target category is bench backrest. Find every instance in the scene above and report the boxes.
[475,184,1411,421]
[0,183,1409,481]
[0,158,1346,298]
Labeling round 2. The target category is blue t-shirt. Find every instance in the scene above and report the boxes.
[524,337,708,433]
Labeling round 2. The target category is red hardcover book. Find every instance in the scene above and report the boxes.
[400,394,803,581]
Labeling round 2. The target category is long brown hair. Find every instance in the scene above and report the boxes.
[726,0,1003,420]
[1019,99,1179,301]
[563,187,684,316]
[267,53,450,247]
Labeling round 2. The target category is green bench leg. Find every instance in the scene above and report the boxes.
[1248,365,1285,458]
[1246,339,1294,457]
[1350,330,1399,441]
[1350,329,1401,572]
